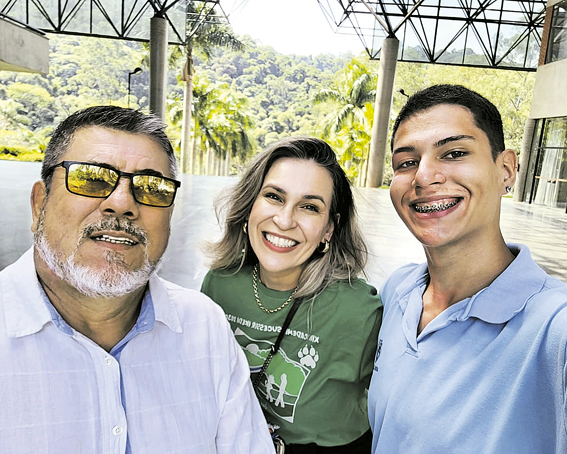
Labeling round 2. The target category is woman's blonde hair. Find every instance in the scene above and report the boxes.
[206,136,368,298]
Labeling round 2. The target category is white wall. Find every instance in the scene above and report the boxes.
[0,17,49,74]
[529,59,567,119]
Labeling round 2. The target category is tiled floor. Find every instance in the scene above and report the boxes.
[1,160,565,290]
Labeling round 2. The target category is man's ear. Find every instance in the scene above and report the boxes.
[30,181,46,233]
[499,149,517,194]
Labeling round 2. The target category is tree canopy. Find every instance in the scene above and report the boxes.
[0,33,535,184]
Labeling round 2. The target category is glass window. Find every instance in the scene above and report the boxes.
[523,119,543,203]
[546,0,567,63]
[530,117,567,208]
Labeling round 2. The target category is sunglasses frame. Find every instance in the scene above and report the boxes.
[49,160,181,208]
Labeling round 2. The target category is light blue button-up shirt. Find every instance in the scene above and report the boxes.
[0,248,274,454]
[369,244,567,453]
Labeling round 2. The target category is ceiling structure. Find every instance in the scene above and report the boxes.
[0,0,546,71]
[318,0,547,70]
[0,0,226,44]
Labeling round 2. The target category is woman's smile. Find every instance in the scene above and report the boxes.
[247,158,334,290]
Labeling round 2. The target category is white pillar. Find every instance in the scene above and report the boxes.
[149,15,168,119]
[366,37,399,188]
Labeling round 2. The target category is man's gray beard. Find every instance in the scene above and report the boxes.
[34,213,160,298]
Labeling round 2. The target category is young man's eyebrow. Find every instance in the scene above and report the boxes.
[392,145,416,155]
[435,135,475,148]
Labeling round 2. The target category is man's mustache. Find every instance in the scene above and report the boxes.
[81,217,148,245]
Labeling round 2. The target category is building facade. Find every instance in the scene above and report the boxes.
[517,0,567,211]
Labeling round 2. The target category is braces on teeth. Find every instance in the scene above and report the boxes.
[414,200,458,213]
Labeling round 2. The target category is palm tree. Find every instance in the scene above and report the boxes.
[314,60,376,178]
[180,1,245,174]
[184,76,254,175]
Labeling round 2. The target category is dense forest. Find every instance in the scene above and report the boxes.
[0,32,535,185]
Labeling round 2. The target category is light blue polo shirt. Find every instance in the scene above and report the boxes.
[368,243,567,454]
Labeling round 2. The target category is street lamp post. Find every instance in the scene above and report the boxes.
[127,67,143,108]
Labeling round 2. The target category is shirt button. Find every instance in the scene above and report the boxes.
[112,425,124,436]
[104,356,113,365]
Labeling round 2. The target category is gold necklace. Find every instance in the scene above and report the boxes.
[252,264,298,314]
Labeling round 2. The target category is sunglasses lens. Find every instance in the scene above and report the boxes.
[132,175,177,207]
[67,163,117,197]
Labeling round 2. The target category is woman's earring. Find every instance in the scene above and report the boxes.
[319,239,330,254]
[243,222,248,234]
[505,186,511,193]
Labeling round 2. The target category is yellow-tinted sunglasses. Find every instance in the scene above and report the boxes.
[50,161,180,208]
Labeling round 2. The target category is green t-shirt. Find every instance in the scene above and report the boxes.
[201,265,383,446]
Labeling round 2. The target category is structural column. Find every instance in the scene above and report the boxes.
[180,60,193,174]
[366,37,399,188]
[514,117,537,202]
[149,15,168,120]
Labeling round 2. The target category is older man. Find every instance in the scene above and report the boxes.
[0,106,274,453]
[368,85,567,453]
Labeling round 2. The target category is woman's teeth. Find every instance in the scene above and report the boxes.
[265,233,297,248]
[414,200,459,213]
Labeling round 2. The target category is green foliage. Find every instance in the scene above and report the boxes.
[197,41,352,148]
[0,139,43,161]
[0,34,147,155]
[313,59,377,181]
[0,33,535,186]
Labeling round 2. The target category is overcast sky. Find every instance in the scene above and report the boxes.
[221,0,365,56]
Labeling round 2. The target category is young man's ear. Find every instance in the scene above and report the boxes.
[499,149,518,195]
[30,181,47,233]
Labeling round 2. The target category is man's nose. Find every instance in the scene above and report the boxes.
[99,177,139,218]
[413,157,446,188]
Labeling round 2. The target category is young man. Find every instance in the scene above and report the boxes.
[0,106,274,453]
[368,85,567,453]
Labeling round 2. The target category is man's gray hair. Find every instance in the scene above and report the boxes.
[41,106,178,192]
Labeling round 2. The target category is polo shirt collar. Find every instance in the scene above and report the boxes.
[397,243,547,325]
[464,243,547,323]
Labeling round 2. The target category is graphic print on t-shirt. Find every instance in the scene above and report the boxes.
[234,327,316,422]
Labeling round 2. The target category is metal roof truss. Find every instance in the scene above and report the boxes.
[318,0,546,70]
[0,0,225,45]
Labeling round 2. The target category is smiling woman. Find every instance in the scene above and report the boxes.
[200,137,383,453]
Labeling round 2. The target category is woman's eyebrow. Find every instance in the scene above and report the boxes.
[303,194,326,205]
[262,184,327,205]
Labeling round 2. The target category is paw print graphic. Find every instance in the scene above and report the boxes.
[298,345,319,369]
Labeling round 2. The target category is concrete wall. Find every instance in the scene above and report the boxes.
[0,17,49,74]
[529,59,567,119]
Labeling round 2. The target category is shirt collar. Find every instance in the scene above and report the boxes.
[39,284,157,337]
[147,273,182,333]
[3,247,182,338]
[464,243,548,323]
[3,248,52,338]
[397,243,548,325]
